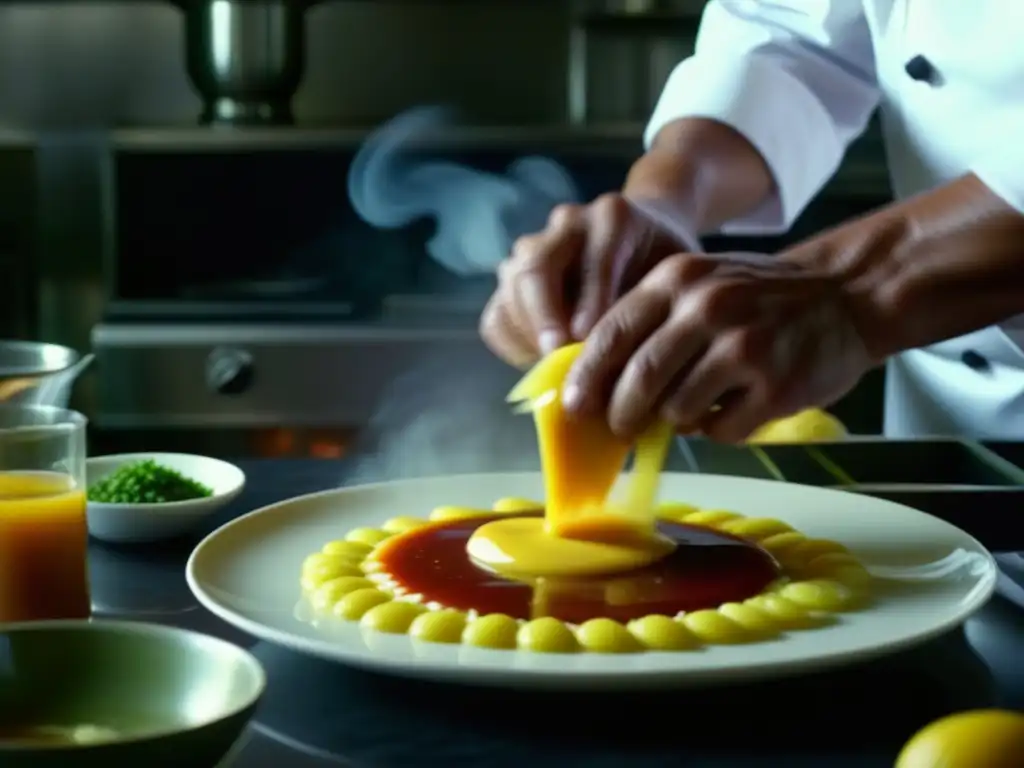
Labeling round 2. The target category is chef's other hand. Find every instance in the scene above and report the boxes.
[562,252,874,443]
[479,195,697,368]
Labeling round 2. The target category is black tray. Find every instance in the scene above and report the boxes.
[674,438,1024,551]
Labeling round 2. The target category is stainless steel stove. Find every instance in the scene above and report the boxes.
[93,315,481,428]
[90,132,637,438]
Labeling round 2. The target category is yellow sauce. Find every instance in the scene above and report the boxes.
[472,343,675,579]
[504,343,632,535]
[297,498,873,654]
[466,515,675,579]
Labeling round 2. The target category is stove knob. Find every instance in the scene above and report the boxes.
[206,347,255,395]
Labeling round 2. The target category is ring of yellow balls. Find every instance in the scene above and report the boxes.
[298,498,872,654]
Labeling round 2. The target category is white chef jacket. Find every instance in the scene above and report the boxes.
[644,0,1024,438]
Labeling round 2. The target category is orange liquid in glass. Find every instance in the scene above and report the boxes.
[0,472,90,623]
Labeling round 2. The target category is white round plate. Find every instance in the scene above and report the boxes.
[186,472,998,690]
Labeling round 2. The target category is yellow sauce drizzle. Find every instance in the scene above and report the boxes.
[504,343,633,536]
[470,343,677,580]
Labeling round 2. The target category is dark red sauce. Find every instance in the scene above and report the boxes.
[377,514,781,624]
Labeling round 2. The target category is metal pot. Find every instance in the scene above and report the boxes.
[0,341,83,405]
[178,0,321,126]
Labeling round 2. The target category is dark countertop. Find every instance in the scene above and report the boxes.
[90,459,1024,768]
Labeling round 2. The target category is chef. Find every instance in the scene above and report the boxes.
[479,0,1024,443]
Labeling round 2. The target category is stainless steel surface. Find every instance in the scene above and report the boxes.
[181,0,314,125]
[90,320,495,428]
[568,31,696,125]
[0,339,81,402]
[101,124,891,197]
[0,340,79,376]
[678,438,1024,485]
[668,438,1024,551]
[107,123,652,152]
[568,0,701,124]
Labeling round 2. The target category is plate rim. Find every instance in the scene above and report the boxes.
[186,472,999,689]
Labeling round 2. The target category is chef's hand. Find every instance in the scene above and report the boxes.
[479,194,697,368]
[561,252,874,443]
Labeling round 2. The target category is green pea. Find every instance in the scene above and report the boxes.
[87,459,214,505]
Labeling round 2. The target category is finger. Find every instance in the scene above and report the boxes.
[563,253,714,415]
[565,252,725,416]
[607,317,706,437]
[563,285,671,416]
[659,331,752,429]
[613,200,707,296]
[572,194,632,338]
[503,238,570,356]
[701,386,782,444]
[647,251,721,295]
[479,290,538,368]
[509,205,585,354]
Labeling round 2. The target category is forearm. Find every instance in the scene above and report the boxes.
[622,117,775,234]
[785,174,1024,362]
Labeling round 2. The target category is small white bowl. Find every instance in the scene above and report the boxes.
[86,452,245,544]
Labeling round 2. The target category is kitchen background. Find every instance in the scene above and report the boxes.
[0,0,892,459]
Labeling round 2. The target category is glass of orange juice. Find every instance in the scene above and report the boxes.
[0,404,90,623]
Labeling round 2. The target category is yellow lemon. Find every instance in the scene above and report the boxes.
[895,709,1024,768]
[748,408,847,444]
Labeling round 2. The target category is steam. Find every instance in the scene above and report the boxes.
[347,106,580,276]
[344,348,541,483]
[341,107,589,480]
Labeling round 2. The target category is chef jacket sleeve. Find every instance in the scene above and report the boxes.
[971,119,1024,216]
[645,0,880,234]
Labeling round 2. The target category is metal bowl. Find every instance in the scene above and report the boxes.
[0,341,82,404]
